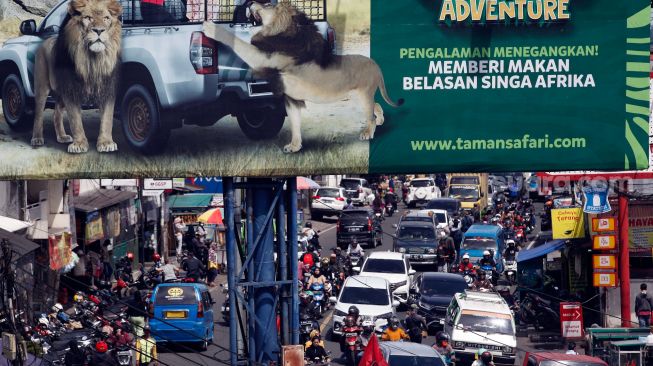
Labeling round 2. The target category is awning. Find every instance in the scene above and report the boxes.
[517,240,566,262]
[0,216,32,232]
[72,189,136,213]
[168,194,214,209]
[0,228,40,258]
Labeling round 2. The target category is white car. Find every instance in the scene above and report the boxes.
[420,208,450,234]
[406,178,441,208]
[310,187,347,219]
[339,178,374,205]
[358,251,415,305]
[330,275,398,336]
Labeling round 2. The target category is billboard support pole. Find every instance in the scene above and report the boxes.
[224,178,239,366]
[619,181,631,327]
[288,177,299,345]
[277,182,289,345]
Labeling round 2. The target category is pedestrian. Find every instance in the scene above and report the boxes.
[635,283,653,327]
[207,242,219,286]
[127,290,148,337]
[404,304,427,343]
[565,342,578,355]
[173,217,186,260]
[136,325,159,366]
[101,253,113,285]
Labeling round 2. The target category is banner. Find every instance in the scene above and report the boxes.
[85,212,104,242]
[0,0,648,177]
[551,207,585,239]
[49,232,72,271]
[582,185,611,214]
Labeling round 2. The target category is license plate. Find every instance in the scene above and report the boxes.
[349,227,361,232]
[165,311,187,319]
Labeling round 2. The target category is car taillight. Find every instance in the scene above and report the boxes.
[367,218,372,231]
[190,31,218,74]
[335,197,345,201]
[312,195,321,200]
[327,27,336,53]
[197,302,204,318]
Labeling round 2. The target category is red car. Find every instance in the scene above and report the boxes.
[523,352,608,366]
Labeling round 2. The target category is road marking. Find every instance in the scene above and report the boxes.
[321,225,337,234]
[321,309,333,333]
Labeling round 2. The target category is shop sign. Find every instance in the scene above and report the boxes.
[144,179,173,190]
[559,302,584,339]
[582,185,611,214]
[592,255,616,270]
[86,214,104,242]
[551,208,585,239]
[592,235,616,250]
[100,179,138,187]
[593,272,617,287]
[591,218,615,232]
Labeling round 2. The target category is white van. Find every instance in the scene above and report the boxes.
[443,291,517,366]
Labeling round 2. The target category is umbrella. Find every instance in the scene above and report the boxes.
[296,177,320,190]
[197,208,223,225]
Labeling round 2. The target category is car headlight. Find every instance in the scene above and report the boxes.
[399,248,406,253]
[503,346,514,354]
[428,248,435,254]
[334,309,347,317]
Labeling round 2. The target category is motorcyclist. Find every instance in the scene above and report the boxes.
[346,239,364,257]
[302,222,321,251]
[340,315,361,353]
[304,329,325,349]
[503,240,519,261]
[305,335,330,364]
[472,271,494,292]
[381,317,409,341]
[320,257,334,280]
[384,188,397,210]
[404,304,427,343]
[90,340,116,365]
[372,190,384,214]
[115,252,134,282]
[306,267,327,289]
[471,350,495,366]
[182,251,205,282]
[450,215,463,250]
[347,306,361,325]
[432,332,456,365]
[457,254,475,274]
[344,198,355,210]
[301,244,319,269]
[436,234,456,272]
[359,320,376,348]
[108,326,133,348]
[461,210,474,232]
[479,250,497,268]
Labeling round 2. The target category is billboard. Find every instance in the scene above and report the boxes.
[551,207,585,239]
[0,0,648,178]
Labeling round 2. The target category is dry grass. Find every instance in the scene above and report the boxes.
[327,0,370,35]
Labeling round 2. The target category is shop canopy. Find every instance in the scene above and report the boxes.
[0,228,40,258]
[517,240,566,263]
[168,194,215,210]
[0,215,32,232]
[72,189,136,213]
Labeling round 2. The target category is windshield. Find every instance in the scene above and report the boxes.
[388,355,445,366]
[340,180,361,189]
[462,237,497,251]
[411,180,431,187]
[425,200,458,213]
[316,188,341,198]
[449,186,479,201]
[450,177,479,185]
[340,286,389,306]
[457,311,514,335]
[363,259,406,274]
[154,286,198,305]
[397,227,436,241]
[420,278,468,296]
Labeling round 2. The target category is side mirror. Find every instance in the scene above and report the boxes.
[392,300,400,308]
[392,224,398,229]
[329,296,337,303]
[20,19,37,35]
[352,267,360,274]
[408,269,417,276]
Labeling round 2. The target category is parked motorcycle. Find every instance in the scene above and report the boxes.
[519,292,560,330]
[114,344,133,366]
[220,284,230,323]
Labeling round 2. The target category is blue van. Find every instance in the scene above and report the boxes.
[150,283,215,350]
[459,224,504,272]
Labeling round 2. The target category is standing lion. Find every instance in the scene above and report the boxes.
[31,0,123,154]
[203,1,403,153]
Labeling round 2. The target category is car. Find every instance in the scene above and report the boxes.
[339,178,373,205]
[397,209,449,234]
[0,0,334,153]
[329,275,399,337]
[405,178,441,208]
[336,209,382,249]
[460,224,505,272]
[444,290,517,366]
[377,341,447,366]
[310,187,347,219]
[149,283,215,350]
[425,198,461,218]
[410,272,469,333]
[523,352,608,366]
[358,252,415,306]
[393,221,439,266]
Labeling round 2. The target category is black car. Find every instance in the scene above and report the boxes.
[424,198,461,217]
[410,272,468,333]
[336,209,382,249]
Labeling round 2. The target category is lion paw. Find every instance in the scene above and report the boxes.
[97,140,118,153]
[360,128,375,140]
[31,138,44,146]
[57,135,73,143]
[67,141,89,154]
[203,21,220,39]
[283,142,302,153]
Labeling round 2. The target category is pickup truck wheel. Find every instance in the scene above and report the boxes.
[120,84,170,155]
[2,74,33,132]
[237,106,285,140]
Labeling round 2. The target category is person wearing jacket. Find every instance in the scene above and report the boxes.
[635,283,653,327]
[136,326,158,366]
[381,317,410,341]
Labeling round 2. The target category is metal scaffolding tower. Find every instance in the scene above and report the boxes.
[224,177,299,365]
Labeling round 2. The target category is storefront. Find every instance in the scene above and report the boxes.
[167,193,225,257]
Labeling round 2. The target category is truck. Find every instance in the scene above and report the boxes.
[0,0,334,154]
[447,173,488,212]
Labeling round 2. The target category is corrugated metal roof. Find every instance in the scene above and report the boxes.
[0,228,40,258]
[167,194,215,209]
[72,189,136,213]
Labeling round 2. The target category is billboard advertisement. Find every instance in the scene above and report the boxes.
[0,0,648,178]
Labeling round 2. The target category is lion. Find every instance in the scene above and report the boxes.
[31,0,123,154]
[203,1,403,153]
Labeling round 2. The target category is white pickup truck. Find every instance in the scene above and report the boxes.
[405,178,441,208]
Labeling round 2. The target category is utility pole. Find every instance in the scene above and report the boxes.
[1,239,24,366]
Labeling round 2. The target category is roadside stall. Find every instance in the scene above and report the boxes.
[167,193,223,256]
[585,327,650,361]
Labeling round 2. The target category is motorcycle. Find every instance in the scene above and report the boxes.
[479,264,498,285]
[308,282,326,316]
[114,344,133,366]
[220,284,230,323]
[458,269,476,288]
[519,292,560,330]
[341,324,361,366]
[503,259,517,284]
[385,202,395,217]
[299,312,320,345]
[349,252,362,269]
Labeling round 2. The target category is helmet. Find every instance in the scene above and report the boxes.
[95,341,108,353]
[89,295,101,305]
[480,350,493,363]
[507,240,515,246]
[389,316,400,329]
[126,252,134,260]
[153,253,161,262]
[351,238,358,245]
[52,303,63,312]
[73,292,84,303]
[436,331,450,344]
[344,315,356,327]
[117,279,127,289]
[348,306,360,317]
[483,250,491,256]
[334,247,341,254]
[362,320,375,332]
[321,257,330,266]
[38,316,49,326]
[462,253,470,260]
[388,188,393,193]
[305,222,312,228]
[330,253,336,259]
[143,325,151,332]
[306,244,315,253]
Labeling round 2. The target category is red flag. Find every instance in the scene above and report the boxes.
[358,336,389,366]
